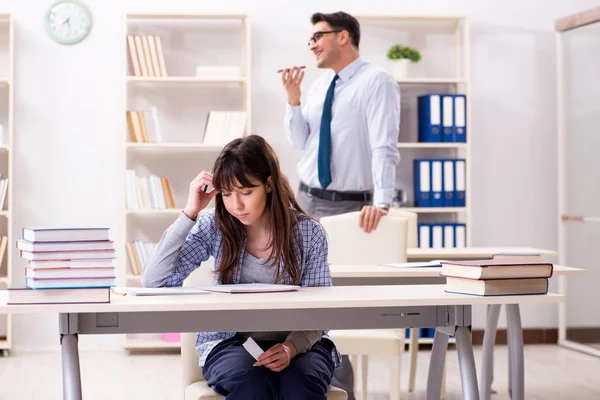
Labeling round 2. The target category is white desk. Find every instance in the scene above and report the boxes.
[0,285,562,400]
[329,263,582,400]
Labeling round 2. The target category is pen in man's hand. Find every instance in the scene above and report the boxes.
[277,66,306,73]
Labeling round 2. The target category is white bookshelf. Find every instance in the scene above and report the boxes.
[122,13,251,351]
[356,15,472,246]
[0,13,12,354]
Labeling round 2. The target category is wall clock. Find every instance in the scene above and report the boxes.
[45,0,92,45]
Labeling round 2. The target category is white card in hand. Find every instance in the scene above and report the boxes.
[242,337,264,361]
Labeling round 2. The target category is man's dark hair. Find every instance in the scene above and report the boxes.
[311,11,360,49]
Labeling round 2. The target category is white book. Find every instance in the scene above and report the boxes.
[22,227,110,242]
[28,259,115,269]
[151,107,163,142]
[111,286,210,296]
[20,249,116,261]
[26,277,115,289]
[125,170,138,210]
[198,283,300,294]
[27,267,116,279]
[17,239,114,252]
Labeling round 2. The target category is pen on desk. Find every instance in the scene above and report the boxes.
[110,290,126,296]
[277,66,306,73]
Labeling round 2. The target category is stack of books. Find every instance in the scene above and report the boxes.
[441,256,553,296]
[8,227,116,304]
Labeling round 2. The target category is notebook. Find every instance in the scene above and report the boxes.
[110,287,210,296]
[198,283,301,294]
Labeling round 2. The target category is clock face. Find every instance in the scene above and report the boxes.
[45,1,92,45]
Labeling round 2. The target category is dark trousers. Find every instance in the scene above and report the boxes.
[297,190,369,400]
[202,336,335,400]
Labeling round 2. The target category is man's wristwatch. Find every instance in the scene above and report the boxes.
[376,203,390,211]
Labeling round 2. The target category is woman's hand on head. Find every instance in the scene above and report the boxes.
[183,171,218,220]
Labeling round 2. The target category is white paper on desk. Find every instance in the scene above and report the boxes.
[378,262,443,268]
[111,287,210,296]
[243,337,265,361]
[197,283,300,293]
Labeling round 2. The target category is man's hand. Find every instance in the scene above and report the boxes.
[253,341,297,372]
[281,66,304,106]
[359,206,388,233]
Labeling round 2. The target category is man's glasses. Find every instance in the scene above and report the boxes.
[308,30,342,46]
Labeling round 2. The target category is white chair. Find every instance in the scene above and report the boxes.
[181,259,348,399]
[320,211,409,400]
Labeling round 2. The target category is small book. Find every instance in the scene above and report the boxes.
[7,286,110,304]
[20,250,116,261]
[445,277,549,296]
[28,259,115,269]
[26,277,115,289]
[22,227,110,243]
[26,267,116,279]
[110,287,210,296]
[17,239,115,252]
[440,259,553,280]
[198,283,300,294]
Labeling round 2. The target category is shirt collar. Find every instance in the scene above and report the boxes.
[336,56,367,84]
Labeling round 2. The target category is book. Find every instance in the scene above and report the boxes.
[17,239,114,252]
[440,259,553,280]
[22,227,110,242]
[7,286,110,304]
[27,259,115,269]
[26,277,115,289]
[445,277,549,296]
[110,287,210,296]
[492,252,542,261]
[20,249,116,261]
[197,283,300,294]
[26,267,116,279]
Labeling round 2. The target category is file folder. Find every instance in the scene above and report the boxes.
[414,159,431,207]
[455,224,466,248]
[431,225,443,249]
[418,94,441,142]
[443,224,455,248]
[431,160,443,207]
[441,95,454,142]
[453,94,467,143]
[418,224,431,248]
[443,159,455,207]
[454,159,466,207]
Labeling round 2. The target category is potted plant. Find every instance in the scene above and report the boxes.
[387,44,421,79]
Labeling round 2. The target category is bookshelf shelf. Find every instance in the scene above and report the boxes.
[356,14,471,248]
[127,76,247,85]
[122,12,250,352]
[0,13,13,351]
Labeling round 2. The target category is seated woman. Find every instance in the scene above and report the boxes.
[143,134,340,400]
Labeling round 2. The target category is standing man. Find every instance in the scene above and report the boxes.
[281,11,401,399]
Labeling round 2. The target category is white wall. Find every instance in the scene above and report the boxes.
[6,0,599,349]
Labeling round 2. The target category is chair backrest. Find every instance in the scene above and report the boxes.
[181,258,216,386]
[320,211,408,264]
[387,209,418,248]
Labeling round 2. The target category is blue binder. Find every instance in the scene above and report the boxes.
[430,159,443,207]
[418,95,441,142]
[413,159,431,207]
[441,95,454,142]
[454,159,466,207]
[453,94,467,143]
[442,159,455,207]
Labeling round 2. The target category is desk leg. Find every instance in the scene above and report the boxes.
[455,327,480,400]
[59,313,82,400]
[480,304,501,400]
[426,329,448,400]
[506,304,524,400]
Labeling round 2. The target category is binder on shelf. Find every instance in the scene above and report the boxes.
[417,94,441,142]
[418,224,431,248]
[442,159,455,207]
[430,160,443,207]
[413,159,431,207]
[453,94,467,143]
[455,223,466,248]
[441,95,454,142]
[443,224,455,248]
[431,224,443,249]
[454,159,466,207]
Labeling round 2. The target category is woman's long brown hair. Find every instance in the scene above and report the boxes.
[211,135,308,285]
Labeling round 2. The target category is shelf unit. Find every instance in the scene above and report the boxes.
[356,15,472,246]
[122,13,251,351]
[0,13,13,353]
